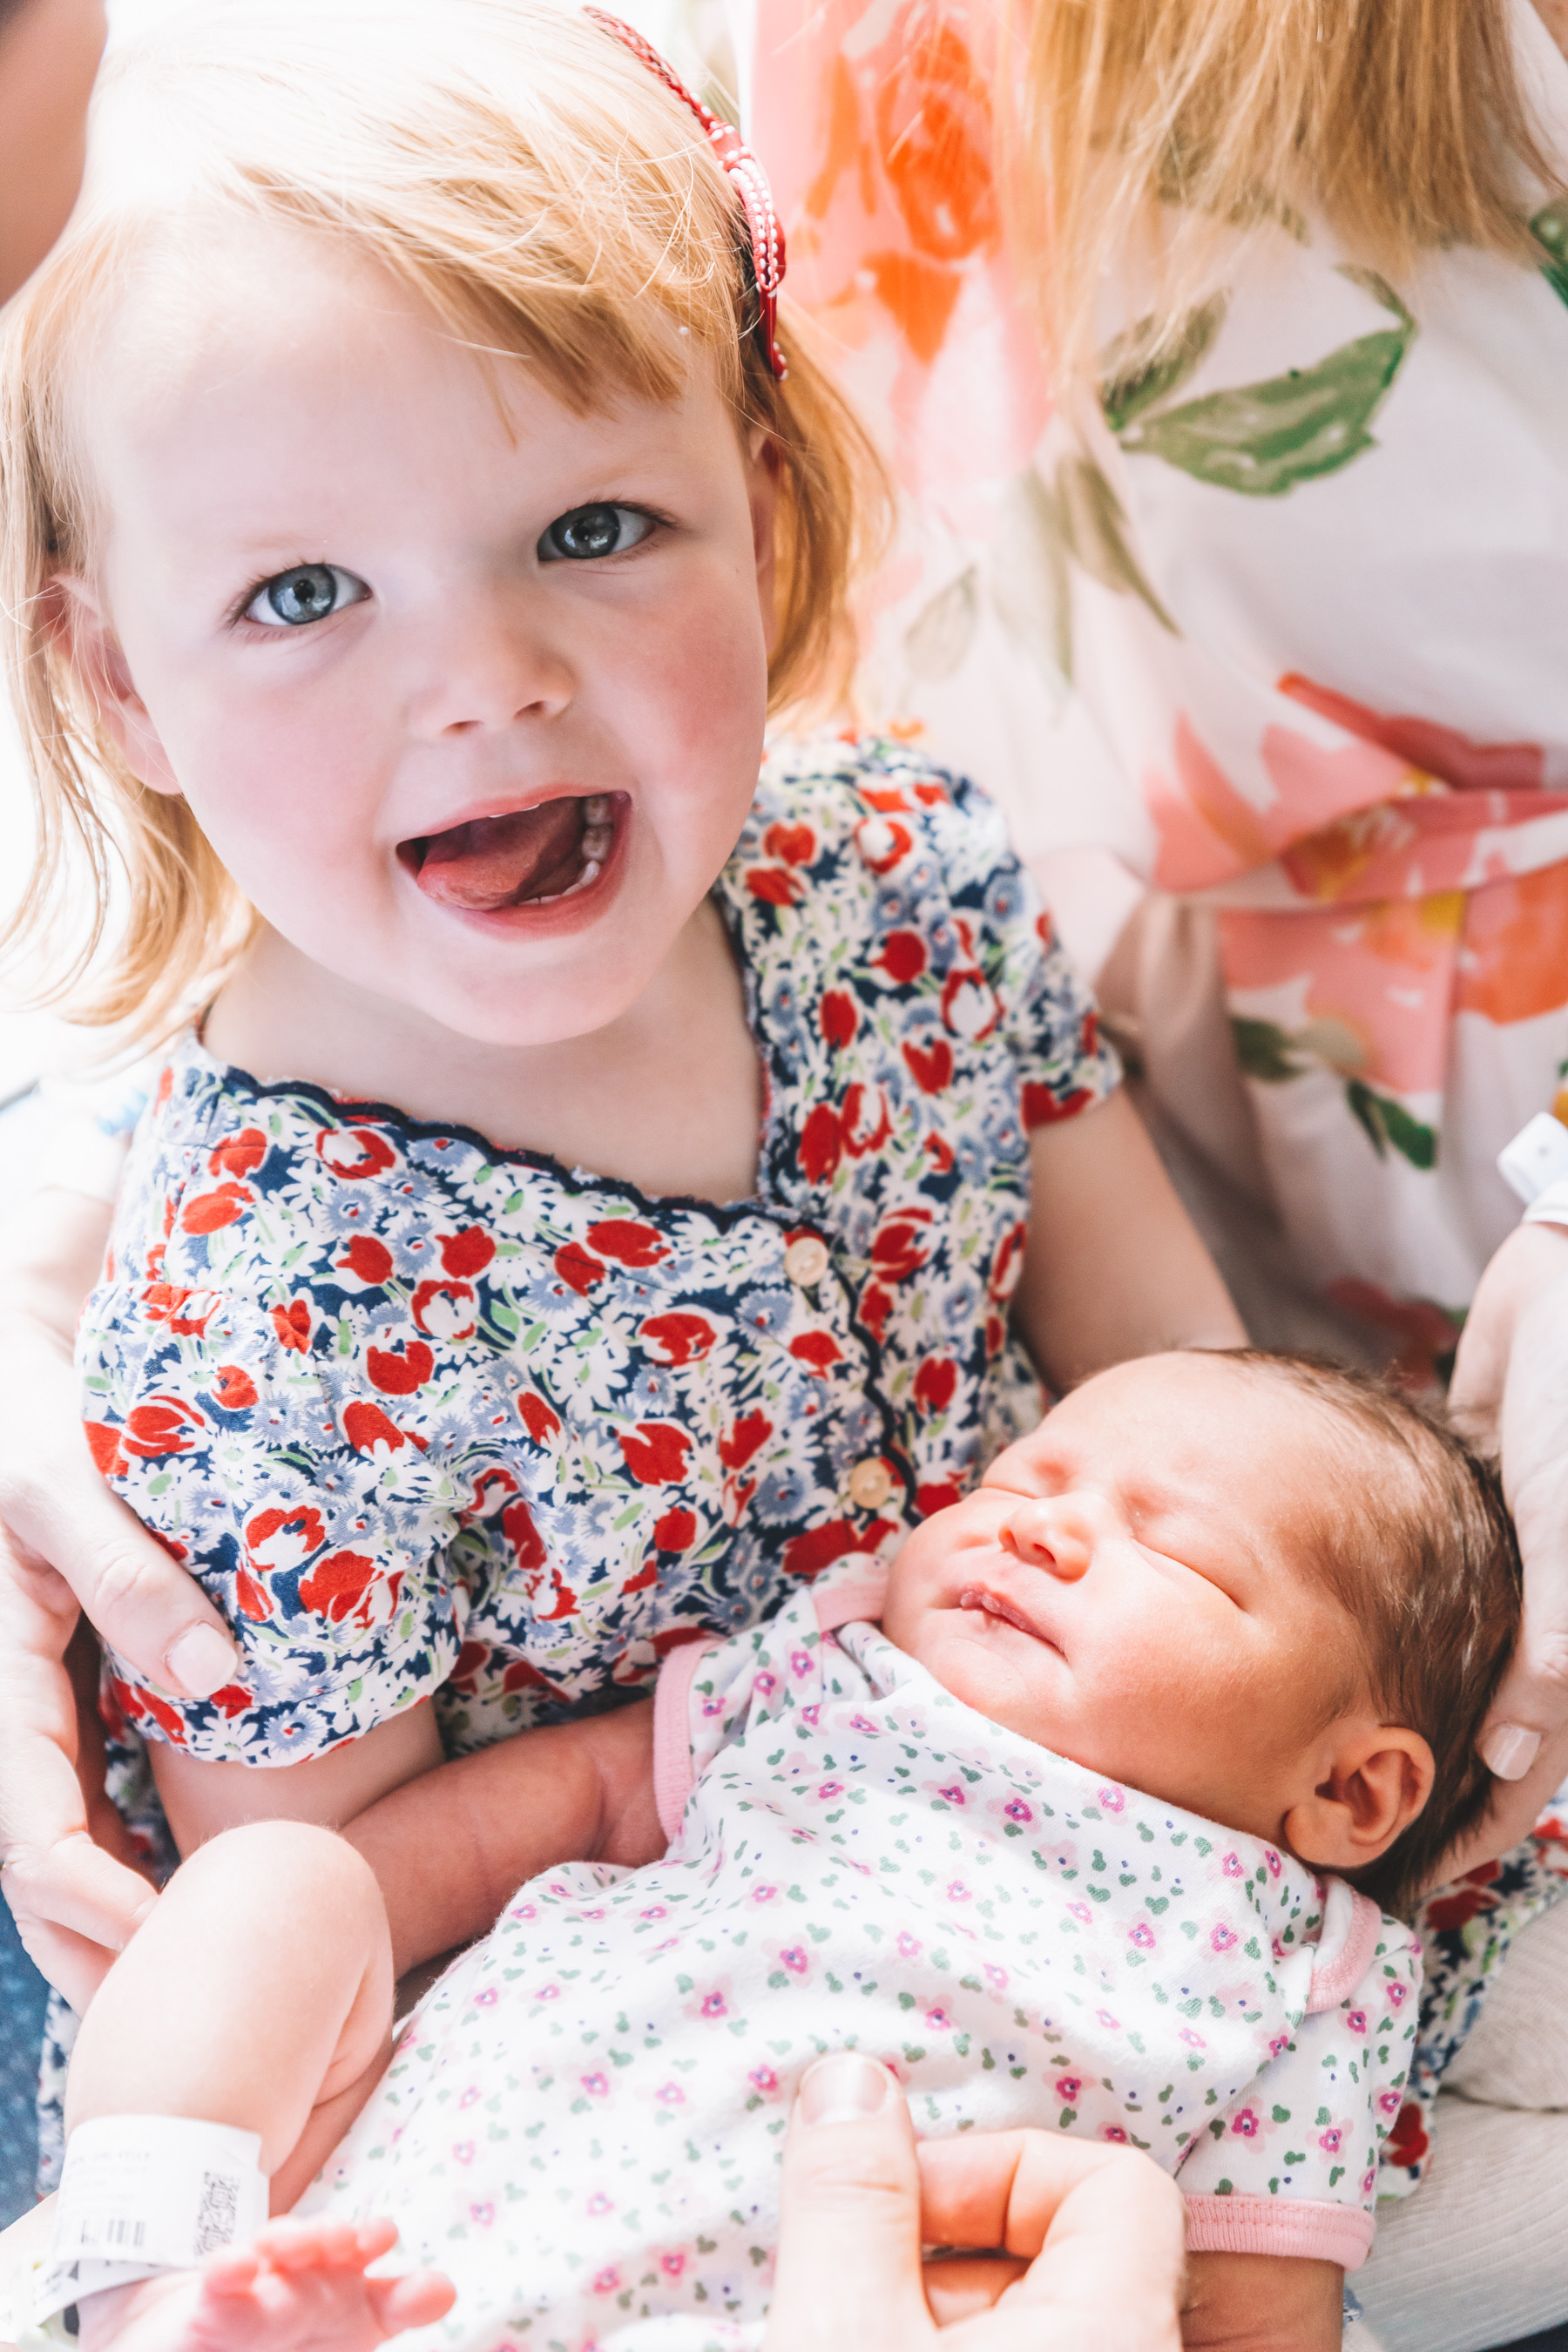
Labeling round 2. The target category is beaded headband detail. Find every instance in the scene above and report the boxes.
[585,7,788,379]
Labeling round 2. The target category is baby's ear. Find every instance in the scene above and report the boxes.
[45,571,183,797]
[1285,1726,1435,1872]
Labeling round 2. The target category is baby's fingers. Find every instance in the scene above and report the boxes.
[367,2270,457,2334]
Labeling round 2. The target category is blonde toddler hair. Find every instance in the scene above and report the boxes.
[0,0,887,1038]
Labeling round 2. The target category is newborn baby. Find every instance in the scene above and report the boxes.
[23,1350,1520,2352]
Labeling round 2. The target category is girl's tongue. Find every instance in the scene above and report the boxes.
[409,794,611,911]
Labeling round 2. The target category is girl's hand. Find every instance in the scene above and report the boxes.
[763,2052,1185,2351]
[0,1187,230,2001]
[1446,1217,1568,1873]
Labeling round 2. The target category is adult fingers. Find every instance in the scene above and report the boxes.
[1480,1261,1568,1776]
[917,2132,1186,2352]
[762,2055,935,2352]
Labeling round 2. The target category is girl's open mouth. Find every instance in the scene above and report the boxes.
[400,791,620,913]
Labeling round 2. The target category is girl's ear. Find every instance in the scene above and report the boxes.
[745,427,781,655]
[1285,1727,1436,1871]
[46,572,184,797]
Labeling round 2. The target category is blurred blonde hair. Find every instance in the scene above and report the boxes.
[1004,0,1562,380]
[0,0,887,1037]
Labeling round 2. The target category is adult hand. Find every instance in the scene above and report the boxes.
[762,2051,1185,2351]
[0,0,107,301]
[0,1188,237,1999]
[1447,1217,1568,1871]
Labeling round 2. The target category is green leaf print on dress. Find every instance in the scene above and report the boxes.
[1232,1017,1437,1173]
[1531,201,1568,309]
[1115,270,1416,497]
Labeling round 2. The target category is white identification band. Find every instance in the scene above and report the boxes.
[1498,1111,1568,1211]
[34,2116,268,2325]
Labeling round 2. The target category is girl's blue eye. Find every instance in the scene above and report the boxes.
[245,564,368,627]
[539,504,653,563]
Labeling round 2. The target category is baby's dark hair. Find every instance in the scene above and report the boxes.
[1226,1350,1521,1917]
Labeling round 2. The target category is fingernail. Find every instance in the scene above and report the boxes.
[799,2052,893,2126]
[1481,1723,1541,1781]
[166,1625,240,1698]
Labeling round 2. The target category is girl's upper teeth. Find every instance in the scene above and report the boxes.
[584,794,610,823]
[581,826,612,861]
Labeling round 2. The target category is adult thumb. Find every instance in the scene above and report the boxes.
[763,2055,934,2352]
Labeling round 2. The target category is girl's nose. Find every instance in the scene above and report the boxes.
[998,1501,1092,1580]
[407,593,576,738]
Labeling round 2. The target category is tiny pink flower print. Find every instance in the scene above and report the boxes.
[1378,2090,1402,2118]
[756,1673,777,1697]
[1054,2074,1084,2102]
[984,1963,1009,1992]
[817,1781,845,1801]
[700,1990,728,2021]
[453,2141,475,2165]
[640,1906,667,1921]
[1179,2028,1206,2050]
[752,1884,779,1904]
[1212,1923,1239,1954]
[582,2072,609,2098]
[948,1880,973,1903]
[897,1932,923,1961]
[1268,2033,1291,2058]
[781,1946,810,1976]
[1361,2170,1376,2197]
[749,2065,780,2095]
[1271,1936,1287,1961]
[851,1713,879,1734]
[592,2268,621,2295]
[587,2192,614,2216]
[1264,1849,1282,1879]
[1098,1785,1125,1814]
[1231,2110,1261,2139]
[659,2253,687,2281]
[535,1984,560,2002]
[1128,1921,1156,1950]
[933,1782,967,1807]
[801,1704,821,1728]
[925,2004,952,2031]
[790,1651,814,1678]
[1097,2009,1121,2031]
[1223,1852,1245,1878]
[1002,1796,1034,1826]
[1318,2128,1343,2155]
[1347,2011,1368,2037]
[655,2083,686,2106]
[1387,1980,1409,2008]
[1069,1902,1092,1925]
[1102,2125,1130,2144]
[459,2085,481,2109]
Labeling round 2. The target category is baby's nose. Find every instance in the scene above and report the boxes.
[998,1501,1091,1579]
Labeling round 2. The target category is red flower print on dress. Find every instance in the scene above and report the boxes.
[316,1127,397,1181]
[782,1518,863,1578]
[789,1331,842,1375]
[842,1082,894,1158]
[653,1508,697,1552]
[335,1234,394,1288]
[517,1391,562,1444]
[640,1313,716,1366]
[367,1340,435,1396]
[941,967,999,1042]
[210,1365,258,1413]
[821,988,858,1046]
[855,814,913,872]
[859,1281,894,1342]
[618,1423,693,1485]
[121,1396,205,1459]
[872,1208,932,1284]
[800,1103,843,1181]
[270,1300,312,1355]
[410,1278,478,1340]
[879,930,927,983]
[208,1129,267,1180]
[913,1357,956,1415]
[902,1037,952,1095]
[989,1222,1027,1301]
[720,1412,774,1470]
[181,1181,253,1235]
[246,1506,327,1574]
[438,1228,495,1277]
[588,1219,669,1268]
[141,1284,221,1338]
[298,1549,379,1625]
[1024,1079,1093,1126]
[765,821,816,865]
[342,1402,424,1459]
[1423,1861,1500,1933]
[1385,2104,1429,2167]
[746,863,801,906]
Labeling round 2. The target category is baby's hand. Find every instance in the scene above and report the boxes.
[75,2218,454,2352]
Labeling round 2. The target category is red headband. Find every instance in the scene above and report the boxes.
[585,7,787,380]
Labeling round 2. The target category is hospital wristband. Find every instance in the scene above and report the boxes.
[34,2115,268,2326]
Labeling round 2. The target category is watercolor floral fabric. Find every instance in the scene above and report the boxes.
[292,1569,1420,2350]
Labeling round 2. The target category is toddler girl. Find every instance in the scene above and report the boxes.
[0,0,1239,1990]
[19,1348,1521,2352]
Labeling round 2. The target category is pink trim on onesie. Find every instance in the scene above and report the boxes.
[1185,2196,1375,2270]
[1305,1877,1384,2015]
[652,1635,720,1842]
[651,1558,889,1842]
